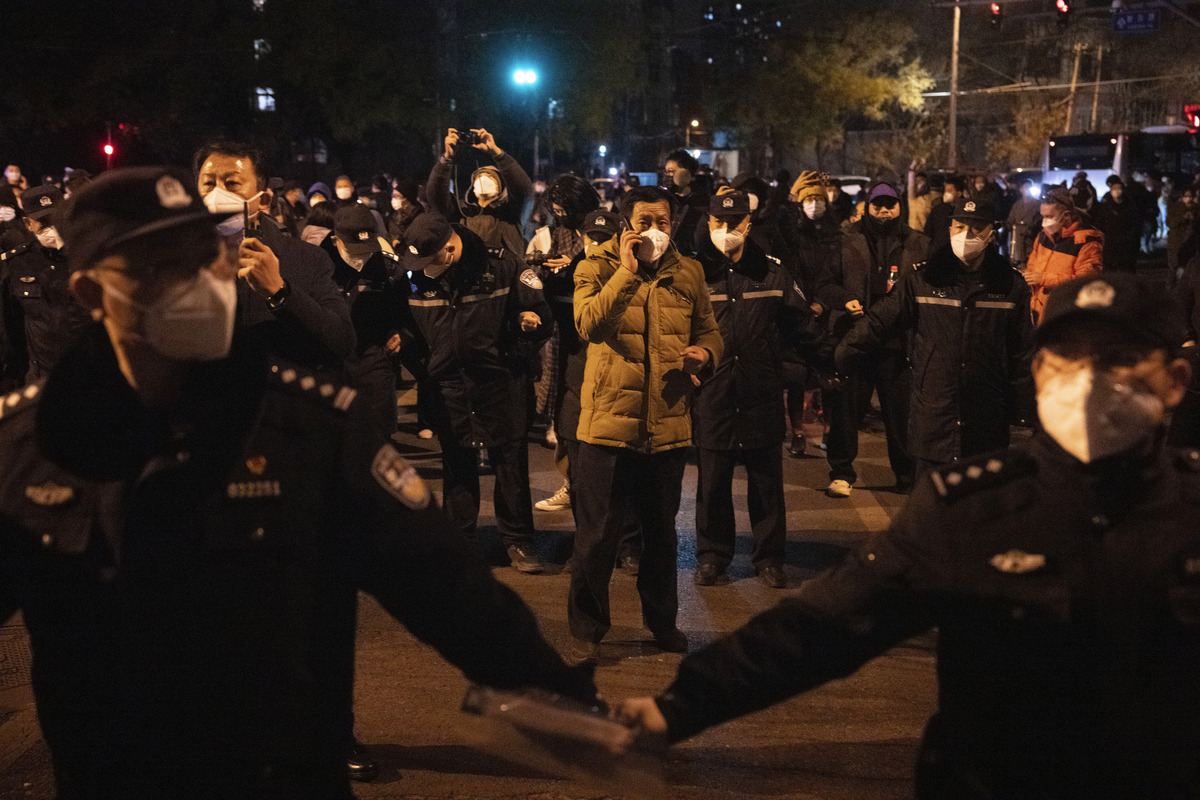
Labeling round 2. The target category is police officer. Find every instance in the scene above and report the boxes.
[617,272,1200,800]
[1,184,90,382]
[836,197,1035,474]
[692,189,813,589]
[330,204,407,441]
[401,212,551,573]
[0,167,596,800]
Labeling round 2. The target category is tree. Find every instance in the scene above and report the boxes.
[710,11,932,172]
[986,98,1062,169]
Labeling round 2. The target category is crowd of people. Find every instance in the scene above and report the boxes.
[1,130,1200,800]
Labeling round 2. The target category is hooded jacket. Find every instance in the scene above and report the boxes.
[573,236,722,453]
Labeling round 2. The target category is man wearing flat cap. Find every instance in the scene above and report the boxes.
[836,196,1035,473]
[401,212,552,574]
[0,167,597,799]
[617,272,1200,800]
[691,188,814,589]
[2,184,90,382]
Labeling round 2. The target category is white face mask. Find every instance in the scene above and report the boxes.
[473,175,500,202]
[424,250,452,279]
[103,269,238,361]
[336,187,354,201]
[636,227,671,262]
[709,224,745,255]
[802,198,826,219]
[36,225,64,250]
[203,186,260,215]
[950,229,989,263]
[1036,362,1164,463]
[391,196,404,211]
[1042,216,1061,233]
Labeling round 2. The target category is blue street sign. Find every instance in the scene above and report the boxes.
[1113,8,1160,33]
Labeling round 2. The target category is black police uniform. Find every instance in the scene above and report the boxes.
[837,243,1035,468]
[691,236,813,573]
[403,225,551,547]
[655,433,1200,799]
[331,248,407,440]
[0,327,595,800]
[1,240,90,382]
[239,220,356,372]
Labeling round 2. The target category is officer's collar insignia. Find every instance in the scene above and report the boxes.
[19,276,34,282]
[520,268,543,290]
[1075,280,1114,309]
[246,455,268,475]
[25,482,74,506]
[372,444,430,510]
[409,245,419,255]
[990,550,1046,574]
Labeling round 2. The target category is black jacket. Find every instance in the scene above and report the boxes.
[0,327,594,799]
[1093,197,1142,271]
[657,433,1200,799]
[330,249,407,358]
[543,248,587,444]
[818,217,928,345]
[239,221,356,371]
[1,241,90,382]
[837,245,1034,463]
[691,237,812,451]
[404,226,550,447]
[426,151,532,253]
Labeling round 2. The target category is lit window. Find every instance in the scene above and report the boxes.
[255,87,276,112]
[252,0,266,11]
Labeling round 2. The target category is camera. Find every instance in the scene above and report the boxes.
[458,130,483,147]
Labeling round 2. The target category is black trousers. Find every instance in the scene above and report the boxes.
[695,446,786,571]
[344,348,397,442]
[567,443,687,643]
[438,435,535,548]
[826,350,914,485]
[563,438,642,559]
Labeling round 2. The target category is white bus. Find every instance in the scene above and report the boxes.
[1042,126,1200,191]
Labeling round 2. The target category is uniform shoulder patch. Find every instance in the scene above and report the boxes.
[929,450,1035,504]
[519,268,543,290]
[372,444,430,510]
[912,260,927,271]
[0,381,45,424]
[268,363,357,412]
[0,243,33,261]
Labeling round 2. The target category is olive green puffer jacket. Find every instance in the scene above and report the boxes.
[573,237,723,453]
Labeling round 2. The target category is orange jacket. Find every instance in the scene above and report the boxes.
[1026,220,1103,323]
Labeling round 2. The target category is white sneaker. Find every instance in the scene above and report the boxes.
[535,482,571,512]
[825,479,852,498]
[544,423,558,447]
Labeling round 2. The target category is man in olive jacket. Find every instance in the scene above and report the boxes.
[565,186,723,664]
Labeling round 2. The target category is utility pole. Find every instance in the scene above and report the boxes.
[1064,42,1083,134]
[949,0,961,169]
[1089,46,1104,132]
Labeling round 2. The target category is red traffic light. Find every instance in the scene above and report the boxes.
[1056,0,1069,11]
[103,144,114,156]
[991,3,1000,13]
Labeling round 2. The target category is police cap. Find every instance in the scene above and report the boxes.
[59,166,222,271]
[1035,273,1187,352]
[334,204,381,257]
[951,197,998,226]
[403,213,453,271]
[581,210,621,242]
[22,184,64,222]
[708,191,754,218]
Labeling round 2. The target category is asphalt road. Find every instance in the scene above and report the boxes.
[0,392,936,800]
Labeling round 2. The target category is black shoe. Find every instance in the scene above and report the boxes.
[693,562,726,586]
[651,628,689,653]
[507,544,544,574]
[347,740,378,783]
[563,637,599,667]
[618,554,640,577]
[787,434,806,458]
[757,565,787,589]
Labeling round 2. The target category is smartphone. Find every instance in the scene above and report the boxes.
[243,204,261,239]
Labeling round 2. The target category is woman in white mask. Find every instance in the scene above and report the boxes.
[1025,183,1103,324]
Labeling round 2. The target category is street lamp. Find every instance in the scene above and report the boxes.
[686,119,700,149]
[512,67,541,177]
[512,68,538,86]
